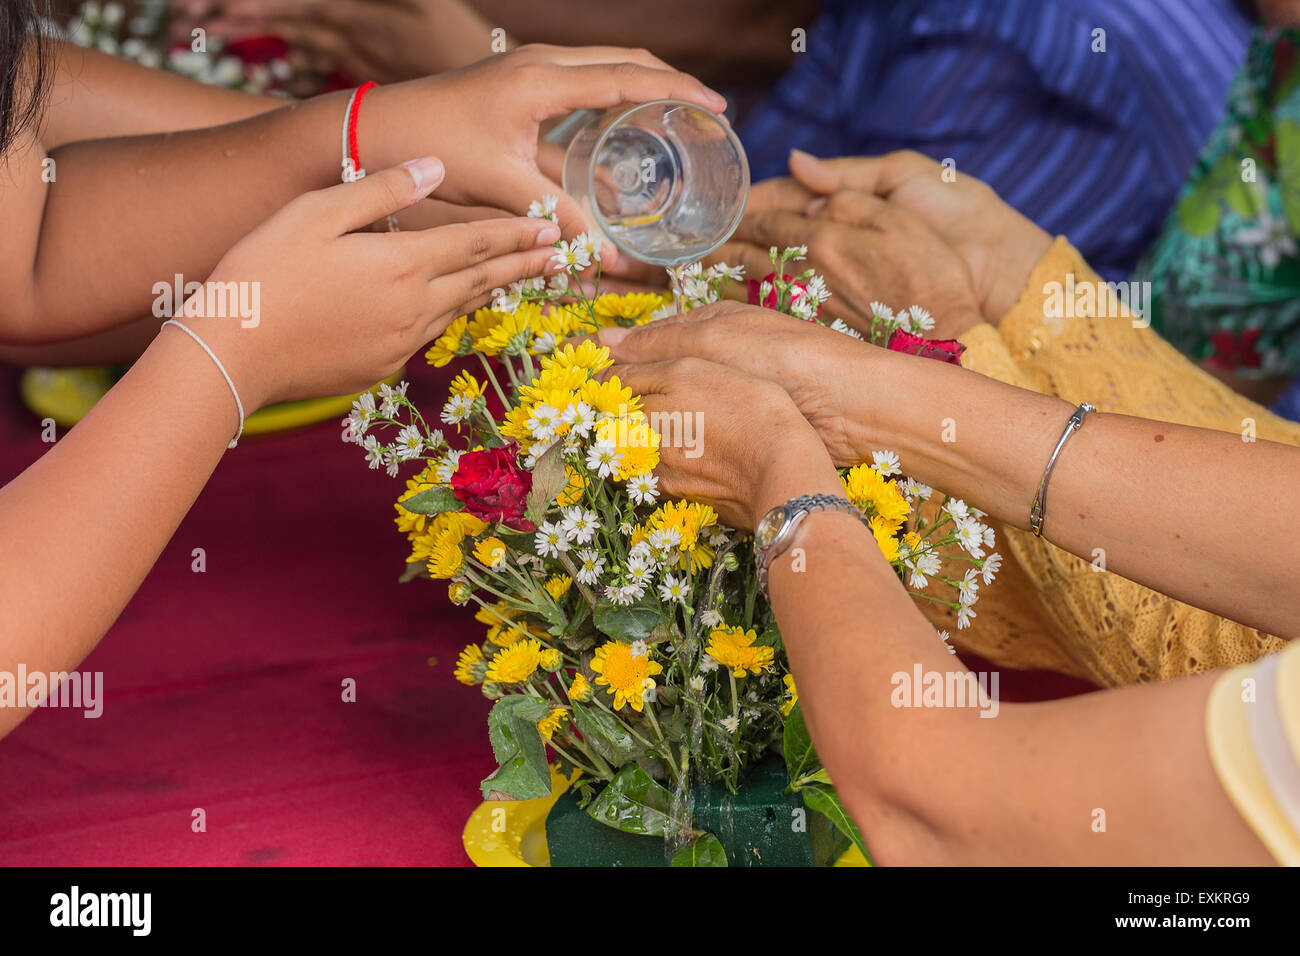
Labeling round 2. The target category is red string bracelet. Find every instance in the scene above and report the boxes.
[340,81,378,183]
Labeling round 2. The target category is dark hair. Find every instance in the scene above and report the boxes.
[1,0,53,158]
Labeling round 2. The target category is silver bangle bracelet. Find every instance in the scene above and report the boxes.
[1029,401,1096,537]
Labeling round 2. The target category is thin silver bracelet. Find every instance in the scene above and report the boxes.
[161,319,245,449]
[1030,401,1096,537]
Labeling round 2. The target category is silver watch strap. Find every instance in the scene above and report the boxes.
[757,493,869,598]
[1030,401,1096,537]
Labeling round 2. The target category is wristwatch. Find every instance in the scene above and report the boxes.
[754,494,868,599]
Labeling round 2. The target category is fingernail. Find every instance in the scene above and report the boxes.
[805,197,827,216]
[400,156,444,197]
[536,222,561,244]
[790,148,816,162]
[705,88,728,112]
[598,326,630,347]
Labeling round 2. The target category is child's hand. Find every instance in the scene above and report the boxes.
[181,157,560,411]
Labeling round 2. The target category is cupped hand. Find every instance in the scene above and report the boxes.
[711,180,985,339]
[599,301,876,468]
[182,157,562,411]
[784,150,1052,323]
[365,44,728,266]
[603,356,842,530]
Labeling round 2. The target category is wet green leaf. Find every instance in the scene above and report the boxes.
[480,695,552,801]
[399,485,463,516]
[802,782,872,864]
[587,764,691,836]
[670,832,728,867]
[571,702,642,766]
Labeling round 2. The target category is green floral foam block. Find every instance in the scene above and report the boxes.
[545,755,845,867]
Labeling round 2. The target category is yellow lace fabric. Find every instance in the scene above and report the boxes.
[925,237,1291,687]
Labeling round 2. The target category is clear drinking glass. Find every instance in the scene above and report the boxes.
[553,100,750,268]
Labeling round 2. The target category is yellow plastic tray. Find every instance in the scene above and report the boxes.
[18,366,405,437]
[462,767,870,867]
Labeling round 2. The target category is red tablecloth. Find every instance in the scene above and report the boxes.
[0,360,1093,866]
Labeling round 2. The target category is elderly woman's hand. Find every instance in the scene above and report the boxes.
[599,302,885,469]
[712,176,985,339]
[785,150,1053,323]
[603,356,842,529]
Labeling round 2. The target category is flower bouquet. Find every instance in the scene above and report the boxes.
[347,200,1000,866]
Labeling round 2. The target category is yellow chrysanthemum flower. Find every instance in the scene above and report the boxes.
[539,647,561,671]
[841,463,910,524]
[593,412,660,480]
[544,574,572,600]
[425,315,469,367]
[579,375,642,417]
[591,292,669,326]
[449,370,487,401]
[780,673,798,717]
[473,302,542,356]
[537,706,569,740]
[427,536,464,579]
[705,625,775,677]
[473,536,508,569]
[567,673,593,702]
[485,638,544,684]
[540,340,613,375]
[412,511,488,577]
[590,641,663,712]
[869,515,902,564]
[475,602,523,627]
[454,644,486,686]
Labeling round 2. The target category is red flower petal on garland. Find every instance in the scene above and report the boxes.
[450,444,535,532]
[1208,329,1262,370]
[885,329,966,365]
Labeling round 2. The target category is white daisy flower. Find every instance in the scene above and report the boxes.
[869,301,895,323]
[560,401,596,439]
[527,195,558,221]
[907,304,935,332]
[689,676,706,692]
[700,609,724,628]
[576,231,602,263]
[958,568,980,605]
[586,440,623,478]
[658,573,689,605]
[394,424,426,462]
[490,285,522,314]
[720,715,740,733]
[550,239,590,273]
[916,552,942,577]
[954,518,986,559]
[699,655,719,673]
[956,604,977,630]
[628,639,650,659]
[534,521,570,558]
[527,403,560,441]
[829,318,864,340]
[944,498,971,521]
[626,471,660,505]
[575,549,606,586]
[441,393,475,425]
[561,507,599,545]
[981,552,1003,585]
[871,450,901,477]
[362,435,385,470]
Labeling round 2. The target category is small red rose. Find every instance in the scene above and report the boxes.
[450,444,535,531]
[885,329,966,366]
[747,272,818,316]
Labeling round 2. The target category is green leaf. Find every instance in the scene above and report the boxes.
[671,832,728,867]
[587,764,691,836]
[524,440,567,526]
[782,703,818,786]
[571,702,642,766]
[802,782,872,865]
[593,596,660,643]
[480,695,553,801]
[400,485,463,516]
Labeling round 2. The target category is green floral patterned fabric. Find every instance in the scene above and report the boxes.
[1136,27,1300,377]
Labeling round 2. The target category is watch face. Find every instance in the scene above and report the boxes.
[755,505,789,551]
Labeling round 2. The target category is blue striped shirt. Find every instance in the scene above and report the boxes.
[740,0,1251,280]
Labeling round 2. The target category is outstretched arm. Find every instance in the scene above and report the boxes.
[610,356,1274,865]
[599,305,1300,640]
